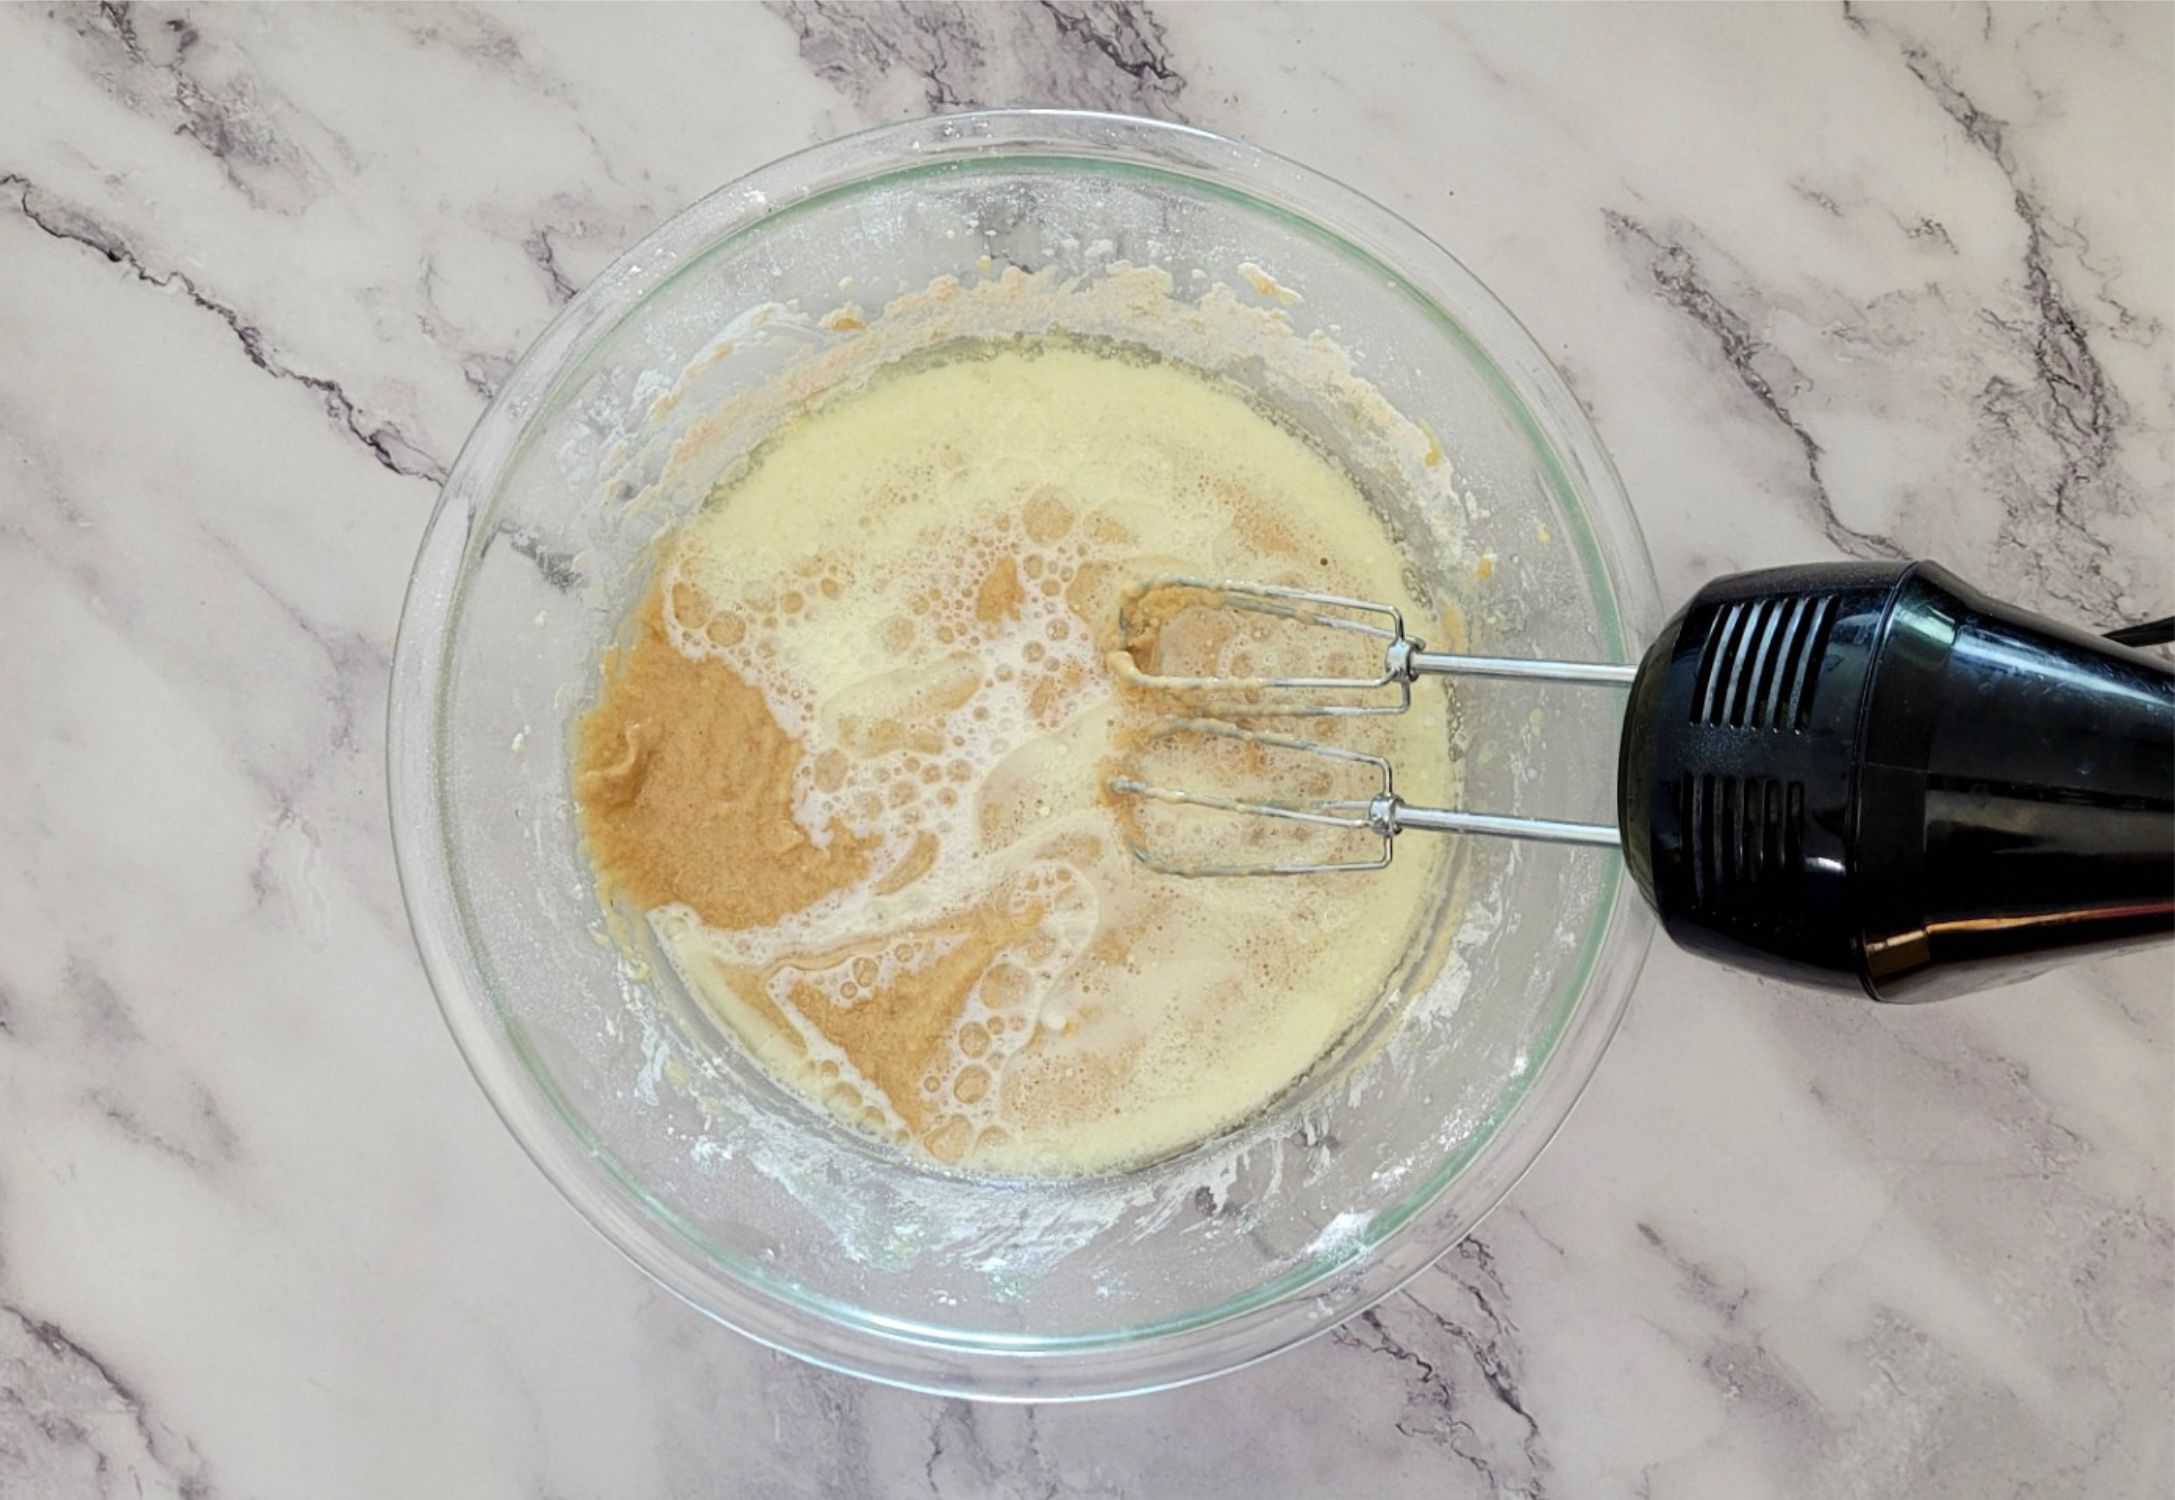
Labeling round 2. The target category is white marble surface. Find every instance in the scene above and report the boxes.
[3,3,2170,1496]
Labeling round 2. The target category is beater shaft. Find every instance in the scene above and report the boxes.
[1406,650,1636,686]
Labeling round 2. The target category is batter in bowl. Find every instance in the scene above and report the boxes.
[575,337,1453,1174]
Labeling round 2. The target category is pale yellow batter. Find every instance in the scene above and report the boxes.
[576,338,1451,1174]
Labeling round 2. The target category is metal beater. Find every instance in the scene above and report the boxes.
[1107,575,1636,870]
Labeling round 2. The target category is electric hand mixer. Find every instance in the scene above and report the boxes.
[1109,563,2174,1002]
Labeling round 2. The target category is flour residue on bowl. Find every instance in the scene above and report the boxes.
[575,337,1457,1176]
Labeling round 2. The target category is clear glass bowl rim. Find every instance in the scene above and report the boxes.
[388,108,1661,1401]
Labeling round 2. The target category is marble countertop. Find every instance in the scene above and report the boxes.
[3,4,2169,1496]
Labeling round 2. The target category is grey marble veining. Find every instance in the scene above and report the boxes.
[0,4,2167,1497]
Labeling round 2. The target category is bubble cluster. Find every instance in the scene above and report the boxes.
[662,485,1105,869]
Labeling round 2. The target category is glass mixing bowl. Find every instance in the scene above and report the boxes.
[389,110,1661,1399]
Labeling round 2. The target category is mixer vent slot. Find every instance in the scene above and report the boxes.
[1688,593,1837,730]
[1685,774,1804,905]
